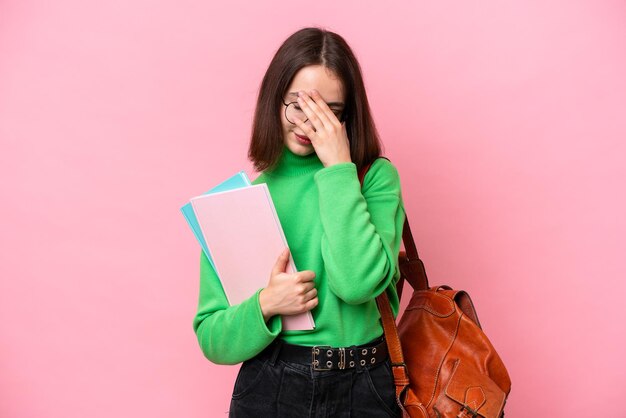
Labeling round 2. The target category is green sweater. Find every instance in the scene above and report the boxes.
[192,146,406,365]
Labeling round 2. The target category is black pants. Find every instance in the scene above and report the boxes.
[228,336,401,417]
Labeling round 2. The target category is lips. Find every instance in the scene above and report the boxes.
[295,133,311,144]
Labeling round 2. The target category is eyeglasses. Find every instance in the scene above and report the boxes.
[282,99,344,125]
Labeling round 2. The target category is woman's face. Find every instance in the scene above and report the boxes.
[280,65,345,157]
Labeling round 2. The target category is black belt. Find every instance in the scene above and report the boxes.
[263,335,388,371]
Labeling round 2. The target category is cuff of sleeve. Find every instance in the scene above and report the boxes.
[253,288,282,337]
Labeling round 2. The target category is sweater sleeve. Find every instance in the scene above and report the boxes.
[314,159,405,305]
[192,250,282,365]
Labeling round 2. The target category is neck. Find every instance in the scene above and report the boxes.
[266,146,324,177]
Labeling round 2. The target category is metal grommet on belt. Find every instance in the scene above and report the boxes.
[272,337,388,371]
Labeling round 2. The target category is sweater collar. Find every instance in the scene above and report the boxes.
[266,146,324,177]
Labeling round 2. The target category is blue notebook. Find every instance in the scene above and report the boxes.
[181,171,252,271]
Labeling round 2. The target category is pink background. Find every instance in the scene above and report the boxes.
[1,1,625,417]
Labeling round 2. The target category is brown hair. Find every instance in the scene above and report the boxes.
[248,26,384,174]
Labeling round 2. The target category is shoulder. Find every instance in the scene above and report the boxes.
[362,158,401,195]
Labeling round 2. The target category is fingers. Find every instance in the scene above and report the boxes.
[296,91,333,132]
[305,292,319,310]
[296,270,316,283]
[305,287,318,300]
[300,278,317,311]
[299,287,318,312]
[292,114,316,139]
[299,281,315,294]
[271,247,290,276]
[310,90,342,127]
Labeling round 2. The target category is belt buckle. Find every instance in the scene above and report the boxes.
[311,345,332,371]
[338,347,346,370]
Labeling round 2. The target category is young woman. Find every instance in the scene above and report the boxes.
[192,26,406,417]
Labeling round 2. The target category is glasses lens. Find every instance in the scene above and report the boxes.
[285,102,306,124]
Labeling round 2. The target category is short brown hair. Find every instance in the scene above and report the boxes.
[248,26,384,174]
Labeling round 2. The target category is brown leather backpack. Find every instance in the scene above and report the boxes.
[358,158,512,418]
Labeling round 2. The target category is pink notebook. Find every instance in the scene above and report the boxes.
[190,184,315,331]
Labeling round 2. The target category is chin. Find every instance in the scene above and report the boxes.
[285,138,314,156]
[291,145,315,156]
